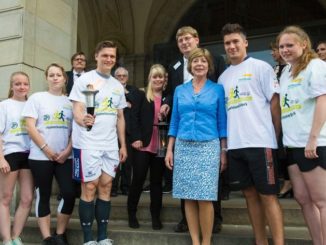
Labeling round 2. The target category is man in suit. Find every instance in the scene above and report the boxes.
[111,67,139,197]
[161,26,226,233]
[66,51,87,95]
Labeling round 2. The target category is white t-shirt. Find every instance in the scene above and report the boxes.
[69,70,127,150]
[218,57,279,150]
[0,99,30,155]
[280,58,326,147]
[22,92,73,160]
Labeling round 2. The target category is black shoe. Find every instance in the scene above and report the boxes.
[152,218,163,230]
[212,222,222,233]
[42,236,56,245]
[221,191,230,201]
[173,220,188,232]
[54,233,68,245]
[143,185,150,193]
[111,190,118,197]
[278,188,293,198]
[162,185,172,194]
[128,215,140,228]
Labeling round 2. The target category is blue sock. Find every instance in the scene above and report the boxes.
[79,199,95,243]
[95,198,111,241]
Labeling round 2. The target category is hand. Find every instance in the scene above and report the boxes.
[160,104,170,118]
[165,150,174,170]
[83,114,95,128]
[55,149,71,164]
[131,140,143,150]
[0,158,11,174]
[43,146,59,161]
[305,137,318,159]
[126,101,132,108]
[220,151,227,172]
[119,145,128,163]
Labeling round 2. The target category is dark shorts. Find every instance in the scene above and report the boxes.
[4,152,30,171]
[287,147,326,172]
[228,148,279,195]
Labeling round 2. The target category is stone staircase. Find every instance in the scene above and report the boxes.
[20,192,311,245]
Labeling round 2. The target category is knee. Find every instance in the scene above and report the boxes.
[242,186,259,200]
[293,191,312,207]
[0,191,14,207]
[19,192,34,209]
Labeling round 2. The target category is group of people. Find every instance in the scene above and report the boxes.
[0,22,326,245]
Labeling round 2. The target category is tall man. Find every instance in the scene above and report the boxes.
[69,41,127,245]
[161,26,226,233]
[66,51,87,95]
[111,67,139,196]
[218,23,284,245]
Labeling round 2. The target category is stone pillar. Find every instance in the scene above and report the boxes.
[0,0,78,99]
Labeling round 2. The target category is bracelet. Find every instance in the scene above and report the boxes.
[221,148,228,152]
[40,143,48,151]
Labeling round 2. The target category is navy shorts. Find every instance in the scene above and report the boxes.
[287,147,326,172]
[228,148,279,195]
[4,152,29,171]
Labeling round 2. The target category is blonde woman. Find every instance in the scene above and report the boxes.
[127,64,170,230]
[0,72,33,245]
[278,26,326,244]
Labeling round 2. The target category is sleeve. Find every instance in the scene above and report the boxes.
[68,76,86,104]
[0,102,7,134]
[22,95,39,119]
[130,91,145,142]
[116,86,127,109]
[307,59,326,98]
[168,87,180,137]
[259,62,280,101]
[216,86,227,138]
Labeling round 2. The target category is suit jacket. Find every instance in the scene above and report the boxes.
[165,54,226,106]
[130,90,171,146]
[124,84,140,136]
[65,70,74,96]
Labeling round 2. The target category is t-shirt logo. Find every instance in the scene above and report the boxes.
[54,110,66,121]
[96,96,117,115]
[9,119,27,135]
[226,86,253,111]
[281,94,302,119]
[43,111,70,128]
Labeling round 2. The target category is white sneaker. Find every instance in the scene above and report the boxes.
[83,241,97,245]
[12,237,23,245]
[97,239,114,245]
[3,240,13,245]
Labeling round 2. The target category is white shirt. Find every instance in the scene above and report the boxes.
[0,99,30,155]
[218,57,279,150]
[280,58,326,147]
[183,57,193,83]
[22,92,73,160]
[69,70,127,151]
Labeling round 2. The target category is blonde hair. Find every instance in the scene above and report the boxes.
[187,48,214,76]
[276,26,317,78]
[8,71,30,99]
[146,64,166,102]
[45,63,68,95]
[176,26,199,40]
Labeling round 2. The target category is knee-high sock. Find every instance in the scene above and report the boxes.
[79,199,95,243]
[95,198,111,241]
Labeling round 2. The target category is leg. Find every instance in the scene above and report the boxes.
[185,200,200,245]
[198,201,214,245]
[242,186,268,245]
[288,164,322,244]
[11,169,34,239]
[0,171,18,243]
[149,155,164,229]
[127,150,150,227]
[259,194,284,245]
[174,199,189,232]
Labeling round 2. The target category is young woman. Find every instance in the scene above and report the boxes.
[127,64,170,230]
[0,72,33,245]
[165,48,227,245]
[278,26,326,244]
[22,64,76,245]
[316,40,326,61]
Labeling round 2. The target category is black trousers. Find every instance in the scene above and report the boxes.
[127,150,164,218]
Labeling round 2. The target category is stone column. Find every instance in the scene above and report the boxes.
[0,0,78,213]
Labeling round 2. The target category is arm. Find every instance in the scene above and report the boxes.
[270,93,281,141]
[25,117,58,161]
[117,108,127,162]
[165,136,176,170]
[130,91,144,148]
[220,138,227,173]
[0,134,10,174]
[72,101,95,128]
[305,94,326,159]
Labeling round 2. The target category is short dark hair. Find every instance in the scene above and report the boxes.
[94,40,117,54]
[221,23,247,39]
[70,51,86,65]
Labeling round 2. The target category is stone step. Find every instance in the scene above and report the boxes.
[21,218,311,245]
[32,191,305,226]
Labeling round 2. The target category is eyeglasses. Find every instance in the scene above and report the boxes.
[116,74,127,78]
[74,58,86,62]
